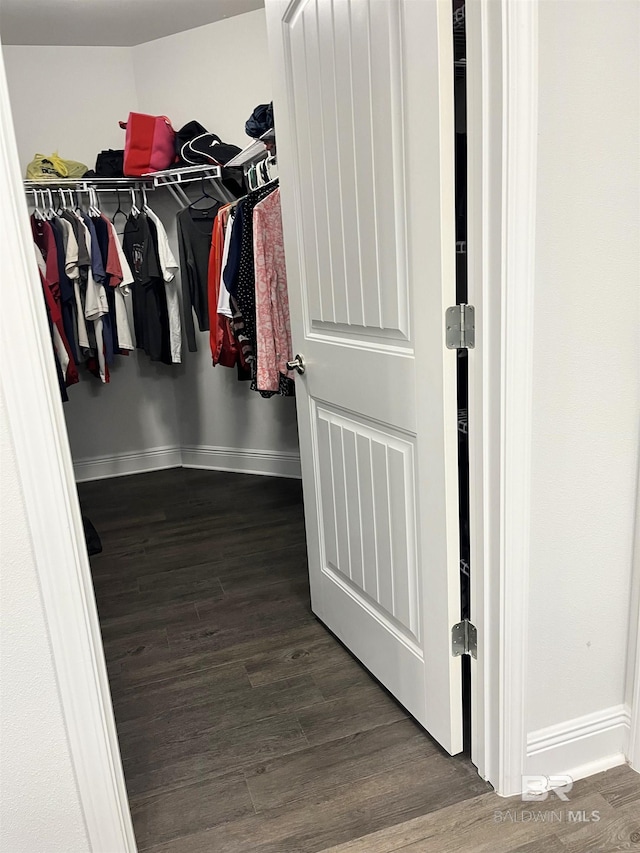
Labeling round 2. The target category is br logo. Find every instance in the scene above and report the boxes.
[521,775,574,802]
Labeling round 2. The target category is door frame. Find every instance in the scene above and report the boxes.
[1,4,635,848]
[467,0,539,794]
[0,53,137,851]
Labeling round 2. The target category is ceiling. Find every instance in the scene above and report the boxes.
[0,0,265,47]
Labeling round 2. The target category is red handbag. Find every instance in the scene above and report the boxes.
[119,113,176,176]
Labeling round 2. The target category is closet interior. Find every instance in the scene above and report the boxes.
[4,2,481,850]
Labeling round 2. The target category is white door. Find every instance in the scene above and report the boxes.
[267,0,462,754]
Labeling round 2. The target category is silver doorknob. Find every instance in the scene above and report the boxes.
[286,354,306,375]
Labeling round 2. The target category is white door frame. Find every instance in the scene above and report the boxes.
[467,0,539,794]
[1,4,638,845]
[0,54,137,851]
[626,455,640,771]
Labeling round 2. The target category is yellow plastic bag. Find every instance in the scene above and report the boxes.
[26,152,88,180]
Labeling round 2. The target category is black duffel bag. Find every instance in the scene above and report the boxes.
[95,149,124,178]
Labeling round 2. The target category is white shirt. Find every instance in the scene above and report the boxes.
[217,210,234,319]
[145,207,182,364]
[57,217,79,282]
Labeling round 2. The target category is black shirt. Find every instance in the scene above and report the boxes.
[177,204,219,352]
[123,212,170,363]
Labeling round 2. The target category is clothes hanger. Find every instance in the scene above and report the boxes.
[61,189,72,212]
[45,188,57,220]
[32,189,44,220]
[129,187,141,218]
[112,189,128,226]
[188,176,218,213]
[141,185,152,212]
[266,156,278,183]
[88,188,101,217]
[248,163,258,191]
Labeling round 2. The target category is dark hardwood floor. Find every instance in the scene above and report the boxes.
[79,469,640,853]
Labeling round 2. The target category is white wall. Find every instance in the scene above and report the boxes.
[527,0,640,740]
[2,11,299,465]
[0,384,89,853]
[3,45,136,174]
[133,10,299,455]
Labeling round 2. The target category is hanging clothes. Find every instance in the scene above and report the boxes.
[55,215,90,370]
[49,216,79,363]
[102,216,135,353]
[80,214,110,382]
[59,209,91,355]
[89,212,118,362]
[233,183,294,398]
[146,207,181,364]
[35,241,69,399]
[207,204,243,369]
[177,203,219,351]
[252,188,294,393]
[31,215,79,388]
[217,207,234,320]
[123,212,171,364]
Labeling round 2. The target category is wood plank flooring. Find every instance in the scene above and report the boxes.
[79,469,640,853]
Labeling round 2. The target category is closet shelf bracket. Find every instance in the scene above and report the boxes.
[446,304,475,349]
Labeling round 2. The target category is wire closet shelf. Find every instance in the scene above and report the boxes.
[23,163,237,206]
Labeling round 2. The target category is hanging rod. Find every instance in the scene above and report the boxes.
[24,177,154,192]
[24,164,238,207]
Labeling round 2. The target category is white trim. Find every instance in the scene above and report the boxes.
[496,0,539,798]
[0,54,137,852]
[74,446,182,482]
[181,445,302,479]
[73,445,302,482]
[467,0,501,785]
[526,705,630,783]
[627,457,640,770]
[468,0,539,796]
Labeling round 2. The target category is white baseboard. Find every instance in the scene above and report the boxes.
[181,445,302,479]
[73,445,301,482]
[525,704,631,783]
[74,446,182,482]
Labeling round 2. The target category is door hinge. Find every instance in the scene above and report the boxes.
[446,304,475,349]
[451,619,477,659]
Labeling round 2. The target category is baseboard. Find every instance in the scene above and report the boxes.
[181,445,302,479]
[74,446,182,482]
[525,704,631,783]
[74,445,302,482]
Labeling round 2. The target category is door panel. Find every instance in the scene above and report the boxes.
[267,0,462,753]
[315,403,420,642]
[286,0,409,342]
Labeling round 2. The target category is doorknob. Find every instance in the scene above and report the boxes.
[286,354,306,375]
